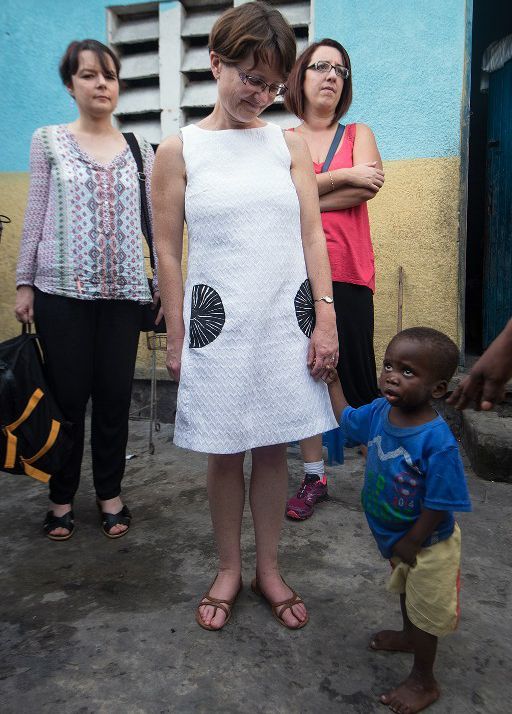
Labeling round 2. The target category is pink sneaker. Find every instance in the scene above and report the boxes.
[286,476,328,520]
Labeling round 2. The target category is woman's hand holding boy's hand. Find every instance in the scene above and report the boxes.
[321,366,348,423]
[308,321,338,380]
[322,366,339,385]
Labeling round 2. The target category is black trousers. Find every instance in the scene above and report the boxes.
[34,289,141,504]
[333,282,379,408]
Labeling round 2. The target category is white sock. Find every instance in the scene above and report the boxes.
[304,460,325,481]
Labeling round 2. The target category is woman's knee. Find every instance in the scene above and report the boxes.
[251,443,287,469]
[208,452,245,476]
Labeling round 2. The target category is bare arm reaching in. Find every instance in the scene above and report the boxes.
[447,319,512,411]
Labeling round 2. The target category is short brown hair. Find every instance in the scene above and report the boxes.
[59,39,121,86]
[209,1,296,76]
[284,39,352,124]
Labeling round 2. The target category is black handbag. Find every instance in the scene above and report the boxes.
[0,326,73,483]
[123,133,166,333]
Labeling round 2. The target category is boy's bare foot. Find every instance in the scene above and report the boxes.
[370,629,414,653]
[380,671,440,713]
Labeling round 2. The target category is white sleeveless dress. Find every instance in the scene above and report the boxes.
[174,122,337,453]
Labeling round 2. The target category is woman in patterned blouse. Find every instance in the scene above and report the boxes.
[15,39,159,540]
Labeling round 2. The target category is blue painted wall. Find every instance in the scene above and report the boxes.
[1,0,467,170]
[314,0,467,160]
[1,0,142,172]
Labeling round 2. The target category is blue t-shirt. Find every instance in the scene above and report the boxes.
[341,398,472,559]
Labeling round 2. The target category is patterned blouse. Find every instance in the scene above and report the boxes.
[17,125,155,302]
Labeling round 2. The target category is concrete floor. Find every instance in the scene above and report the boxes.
[0,422,511,714]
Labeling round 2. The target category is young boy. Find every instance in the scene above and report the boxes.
[324,327,471,713]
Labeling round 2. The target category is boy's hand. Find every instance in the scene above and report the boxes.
[392,534,420,566]
[322,365,339,385]
[321,365,347,423]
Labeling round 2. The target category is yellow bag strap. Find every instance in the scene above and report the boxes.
[3,388,44,469]
[20,419,61,483]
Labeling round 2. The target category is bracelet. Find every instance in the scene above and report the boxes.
[328,171,335,192]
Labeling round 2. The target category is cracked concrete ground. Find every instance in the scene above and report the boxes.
[0,421,511,713]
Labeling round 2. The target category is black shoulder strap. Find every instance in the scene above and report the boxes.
[321,123,345,173]
[123,132,155,270]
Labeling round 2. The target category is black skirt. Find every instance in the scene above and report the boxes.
[333,281,379,407]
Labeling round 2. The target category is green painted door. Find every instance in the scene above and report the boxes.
[483,57,512,347]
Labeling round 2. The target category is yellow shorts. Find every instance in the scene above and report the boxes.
[387,523,461,638]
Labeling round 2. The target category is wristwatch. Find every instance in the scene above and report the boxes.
[314,296,334,304]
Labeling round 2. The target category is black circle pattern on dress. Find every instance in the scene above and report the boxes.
[294,279,316,337]
[189,284,226,348]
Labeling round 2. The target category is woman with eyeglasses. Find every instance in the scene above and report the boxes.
[153,2,337,631]
[284,39,384,521]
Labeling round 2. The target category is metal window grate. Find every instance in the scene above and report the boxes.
[108,0,311,142]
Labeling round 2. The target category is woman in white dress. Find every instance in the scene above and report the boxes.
[153,1,338,630]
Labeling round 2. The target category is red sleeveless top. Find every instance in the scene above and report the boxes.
[311,123,375,293]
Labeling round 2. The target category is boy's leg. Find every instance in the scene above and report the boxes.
[379,623,439,713]
[375,530,461,712]
[370,593,414,652]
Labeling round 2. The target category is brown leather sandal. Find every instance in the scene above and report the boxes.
[195,576,243,631]
[251,577,309,630]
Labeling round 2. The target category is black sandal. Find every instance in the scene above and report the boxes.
[97,504,132,539]
[43,510,75,541]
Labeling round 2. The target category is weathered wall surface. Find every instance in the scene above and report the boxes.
[0,175,28,338]
[1,0,467,370]
[0,0,164,370]
[368,157,461,360]
[314,0,467,361]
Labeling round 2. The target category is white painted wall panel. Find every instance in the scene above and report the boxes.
[182,81,217,108]
[112,17,159,44]
[182,46,211,73]
[117,86,161,114]
[262,110,300,129]
[120,52,159,80]
[160,1,185,137]
[118,117,161,145]
[297,37,308,56]
[182,11,222,38]
[275,2,310,27]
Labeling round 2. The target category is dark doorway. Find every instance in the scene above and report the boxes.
[465,0,512,355]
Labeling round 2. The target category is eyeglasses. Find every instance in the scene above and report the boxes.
[236,67,288,97]
[306,61,350,80]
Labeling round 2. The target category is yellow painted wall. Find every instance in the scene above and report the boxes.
[0,174,27,339]
[0,173,182,375]
[1,159,461,375]
[369,156,461,366]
